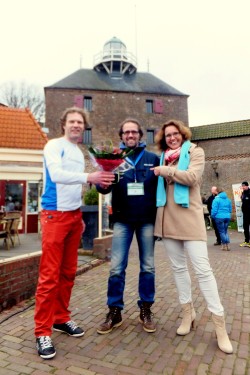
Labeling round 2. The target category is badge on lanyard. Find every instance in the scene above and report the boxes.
[126,149,145,196]
[127,182,145,196]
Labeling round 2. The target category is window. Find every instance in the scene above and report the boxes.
[27,182,39,213]
[73,95,83,108]
[146,100,153,113]
[84,96,92,112]
[146,99,164,114]
[83,128,92,145]
[147,129,155,144]
[73,95,93,111]
[153,99,164,114]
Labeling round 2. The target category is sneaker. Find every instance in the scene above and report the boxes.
[97,307,122,334]
[139,302,156,333]
[53,320,84,337]
[36,336,56,359]
[240,242,250,247]
[214,241,221,246]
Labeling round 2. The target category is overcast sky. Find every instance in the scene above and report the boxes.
[1,0,249,126]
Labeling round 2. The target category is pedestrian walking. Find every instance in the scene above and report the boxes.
[211,189,232,251]
[239,181,250,248]
[206,186,221,245]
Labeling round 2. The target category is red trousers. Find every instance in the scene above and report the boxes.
[34,209,84,337]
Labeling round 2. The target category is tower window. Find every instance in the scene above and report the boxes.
[146,100,153,113]
[147,129,155,144]
[83,128,92,145]
[84,96,92,112]
[146,99,164,114]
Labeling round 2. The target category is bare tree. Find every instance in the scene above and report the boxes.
[0,81,45,122]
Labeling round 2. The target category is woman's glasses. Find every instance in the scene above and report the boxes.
[165,132,180,139]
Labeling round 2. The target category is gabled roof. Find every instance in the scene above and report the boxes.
[191,119,250,141]
[45,69,188,97]
[0,107,48,150]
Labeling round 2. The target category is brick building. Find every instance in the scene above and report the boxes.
[191,120,250,207]
[44,36,189,158]
[44,36,250,218]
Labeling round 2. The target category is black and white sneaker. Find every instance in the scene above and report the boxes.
[53,320,84,337]
[36,336,56,359]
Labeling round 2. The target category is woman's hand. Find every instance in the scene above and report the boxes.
[150,167,161,176]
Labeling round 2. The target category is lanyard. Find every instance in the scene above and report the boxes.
[126,150,145,182]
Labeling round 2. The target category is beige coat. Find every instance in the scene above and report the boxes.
[154,143,207,241]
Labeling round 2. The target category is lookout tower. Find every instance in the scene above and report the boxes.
[93,36,137,77]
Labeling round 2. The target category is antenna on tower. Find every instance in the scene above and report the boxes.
[134,3,138,62]
[80,54,82,69]
[147,58,150,72]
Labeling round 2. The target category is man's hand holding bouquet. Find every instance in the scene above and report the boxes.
[88,140,134,186]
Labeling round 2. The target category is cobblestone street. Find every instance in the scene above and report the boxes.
[0,230,249,375]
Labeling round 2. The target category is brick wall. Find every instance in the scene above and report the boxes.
[0,253,41,312]
[0,236,112,312]
[197,136,250,215]
[45,89,189,148]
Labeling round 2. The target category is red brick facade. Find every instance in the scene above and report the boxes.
[197,135,250,212]
[45,88,189,153]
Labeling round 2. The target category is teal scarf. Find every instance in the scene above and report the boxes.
[156,140,191,208]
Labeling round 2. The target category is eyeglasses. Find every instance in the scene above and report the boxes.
[165,132,180,139]
[122,130,139,135]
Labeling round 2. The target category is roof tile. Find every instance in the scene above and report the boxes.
[191,120,250,140]
[0,107,48,150]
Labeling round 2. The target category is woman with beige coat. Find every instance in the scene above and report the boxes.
[152,119,233,354]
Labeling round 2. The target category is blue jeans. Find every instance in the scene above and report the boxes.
[215,218,230,244]
[107,222,155,309]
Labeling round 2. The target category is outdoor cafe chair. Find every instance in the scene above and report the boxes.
[0,219,13,250]
[10,218,21,246]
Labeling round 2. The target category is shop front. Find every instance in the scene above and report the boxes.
[0,148,44,234]
[0,178,42,234]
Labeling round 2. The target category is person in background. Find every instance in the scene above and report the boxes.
[206,186,221,246]
[96,118,159,335]
[34,107,114,360]
[152,119,233,354]
[239,181,250,247]
[211,189,232,251]
[5,197,15,212]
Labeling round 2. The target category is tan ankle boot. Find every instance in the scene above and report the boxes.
[221,244,227,251]
[177,302,196,335]
[212,313,233,353]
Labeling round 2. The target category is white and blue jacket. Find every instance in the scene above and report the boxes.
[41,137,88,211]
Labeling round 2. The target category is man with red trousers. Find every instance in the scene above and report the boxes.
[34,107,114,359]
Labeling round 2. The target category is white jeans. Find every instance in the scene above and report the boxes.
[162,238,224,316]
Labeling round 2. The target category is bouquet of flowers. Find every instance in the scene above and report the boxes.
[88,140,134,173]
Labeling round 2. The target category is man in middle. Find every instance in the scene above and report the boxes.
[97,118,159,334]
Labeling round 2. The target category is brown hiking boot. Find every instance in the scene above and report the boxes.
[139,302,156,333]
[97,307,122,334]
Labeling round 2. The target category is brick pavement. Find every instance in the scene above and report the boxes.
[0,229,249,375]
